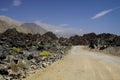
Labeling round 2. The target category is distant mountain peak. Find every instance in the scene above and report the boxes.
[20,23,47,34]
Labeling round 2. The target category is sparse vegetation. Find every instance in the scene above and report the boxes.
[10,63,19,73]
[40,51,53,57]
[8,55,15,59]
[17,60,27,69]
[10,61,27,73]
[11,47,21,52]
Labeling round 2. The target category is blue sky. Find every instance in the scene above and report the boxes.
[0,0,120,35]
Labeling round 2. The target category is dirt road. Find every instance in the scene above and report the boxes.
[24,46,120,80]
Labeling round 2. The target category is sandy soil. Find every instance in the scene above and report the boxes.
[23,46,120,80]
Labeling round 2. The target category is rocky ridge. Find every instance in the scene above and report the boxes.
[69,32,120,47]
[69,33,120,56]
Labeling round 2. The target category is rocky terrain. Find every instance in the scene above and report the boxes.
[69,33,120,47]
[69,33,120,56]
[0,16,120,80]
[23,46,120,80]
[0,28,71,80]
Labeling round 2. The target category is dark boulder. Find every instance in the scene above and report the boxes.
[42,32,58,40]
[89,40,95,49]
[59,37,71,46]
[114,36,120,46]
[0,69,9,75]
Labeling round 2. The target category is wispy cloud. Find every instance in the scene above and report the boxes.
[0,8,8,12]
[91,7,120,20]
[13,0,22,6]
[35,21,87,37]
[59,24,69,27]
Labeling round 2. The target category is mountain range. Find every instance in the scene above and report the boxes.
[0,16,86,37]
[0,19,32,33]
[0,16,47,34]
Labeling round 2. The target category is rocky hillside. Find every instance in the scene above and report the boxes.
[0,28,70,80]
[69,33,120,47]
[68,33,120,56]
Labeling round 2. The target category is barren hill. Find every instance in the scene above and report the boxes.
[20,23,47,34]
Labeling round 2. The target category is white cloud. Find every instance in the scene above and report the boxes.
[0,8,8,12]
[91,9,113,19]
[13,0,22,6]
[91,7,120,20]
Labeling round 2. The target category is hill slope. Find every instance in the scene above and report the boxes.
[0,16,22,26]
[0,20,32,33]
[20,23,47,34]
[0,16,47,34]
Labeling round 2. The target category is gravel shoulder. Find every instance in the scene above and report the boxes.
[23,46,120,80]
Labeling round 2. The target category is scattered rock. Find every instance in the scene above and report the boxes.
[0,28,69,80]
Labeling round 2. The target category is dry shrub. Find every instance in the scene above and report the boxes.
[10,61,27,73]
[17,61,27,69]
[10,63,19,73]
